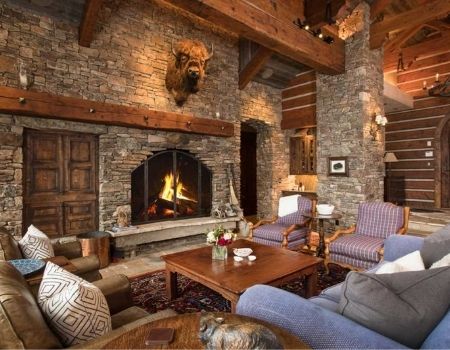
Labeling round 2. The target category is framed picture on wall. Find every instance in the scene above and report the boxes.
[328,157,349,176]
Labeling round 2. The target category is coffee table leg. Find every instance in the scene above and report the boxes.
[305,270,318,298]
[166,270,178,300]
[317,219,325,258]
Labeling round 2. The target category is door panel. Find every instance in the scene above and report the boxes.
[25,204,63,237]
[64,201,97,235]
[24,130,98,237]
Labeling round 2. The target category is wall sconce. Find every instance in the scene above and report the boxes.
[16,59,34,90]
[370,114,388,140]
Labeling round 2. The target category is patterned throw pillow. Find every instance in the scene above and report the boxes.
[18,225,55,259]
[38,262,112,346]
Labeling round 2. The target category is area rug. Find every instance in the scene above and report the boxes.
[130,264,349,314]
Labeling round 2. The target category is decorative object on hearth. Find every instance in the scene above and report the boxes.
[327,156,349,176]
[206,226,235,260]
[165,39,213,106]
[369,113,388,141]
[211,205,227,219]
[199,312,283,350]
[113,205,131,228]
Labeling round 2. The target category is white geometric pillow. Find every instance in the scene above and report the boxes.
[38,262,112,346]
[19,224,55,259]
[431,252,450,269]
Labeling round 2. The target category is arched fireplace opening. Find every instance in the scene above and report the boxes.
[131,150,212,224]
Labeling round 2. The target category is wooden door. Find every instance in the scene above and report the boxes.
[24,130,98,237]
[240,124,257,216]
[441,120,450,208]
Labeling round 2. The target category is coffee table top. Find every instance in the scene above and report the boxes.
[162,239,322,295]
[102,312,309,349]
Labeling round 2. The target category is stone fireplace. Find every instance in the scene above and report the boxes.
[131,150,212,224]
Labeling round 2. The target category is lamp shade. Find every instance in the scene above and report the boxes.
[384,152,398,163]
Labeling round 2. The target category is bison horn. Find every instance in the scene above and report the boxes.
[171,40,177,57]
[206,44,214,60]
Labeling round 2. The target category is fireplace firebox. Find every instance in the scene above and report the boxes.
[131,150,212,224]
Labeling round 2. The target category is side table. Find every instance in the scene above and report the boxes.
[302,212,342,258]
[102,312,309,349]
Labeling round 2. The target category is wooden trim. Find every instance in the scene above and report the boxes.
[371,0,450,49]
[162,0,345,74]
[238,46,273,90]
[79,0,103,47]
[0,86,234,137]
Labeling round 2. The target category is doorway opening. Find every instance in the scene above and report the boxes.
[240,123,257,217]
[437,116,450,208]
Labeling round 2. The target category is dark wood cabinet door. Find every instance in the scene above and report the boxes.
[290,134,316,175]
[24,130,98,237]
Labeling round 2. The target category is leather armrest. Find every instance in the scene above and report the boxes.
[70,255,100,274]
[52,241,82,259]
[93,274,133,315]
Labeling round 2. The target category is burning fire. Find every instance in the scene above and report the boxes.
[159,172,197,203]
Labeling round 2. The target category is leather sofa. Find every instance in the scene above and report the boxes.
[237,231,450,349]
[0,228,101,282]
[0,260,176,349]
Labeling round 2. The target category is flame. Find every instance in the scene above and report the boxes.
[159,172,197,203]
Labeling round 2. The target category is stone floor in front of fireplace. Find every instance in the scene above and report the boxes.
[100,234,208,279]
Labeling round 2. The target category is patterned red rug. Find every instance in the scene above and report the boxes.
[130,264,349,314]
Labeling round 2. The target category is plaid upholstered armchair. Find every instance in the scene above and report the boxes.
[325,202,410,270]
[249,195,315,249]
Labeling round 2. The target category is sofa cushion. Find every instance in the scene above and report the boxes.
[0,261,62,349]
[420,224,450,268]
[0,229,23,260]
[253,224,308,243]
[339,267,450,348]
[111,306,149,329]
[375,250,424,274]
[19,225,55,259]
[38,262,112,346]
[277,197,311,226]
[355,202,404,238]
[431,252,450,269]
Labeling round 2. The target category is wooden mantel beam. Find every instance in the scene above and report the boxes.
[239,46,273,90]
[161,0,345,74]
[371,0,450,49]
[0,86,234,137]
[79,0,103,47]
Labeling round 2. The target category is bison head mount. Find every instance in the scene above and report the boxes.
[165,39,213,106]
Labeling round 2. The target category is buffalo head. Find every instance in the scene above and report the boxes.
[165,39,213,106]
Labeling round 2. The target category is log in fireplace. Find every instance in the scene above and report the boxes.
[131,150,212,224]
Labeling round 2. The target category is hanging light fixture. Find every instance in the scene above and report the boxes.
[422,73,450,97]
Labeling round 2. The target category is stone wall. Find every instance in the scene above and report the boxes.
[0,0,288,237]
[316,2,384,224]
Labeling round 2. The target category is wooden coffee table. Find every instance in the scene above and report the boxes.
[102,312,309,349]
[162,240,322,313]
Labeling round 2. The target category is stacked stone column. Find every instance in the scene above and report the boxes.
[316,2,385,224]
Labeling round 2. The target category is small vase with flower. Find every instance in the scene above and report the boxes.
[206,226,235,260]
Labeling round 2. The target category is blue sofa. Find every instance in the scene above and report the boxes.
[236,234,450,349]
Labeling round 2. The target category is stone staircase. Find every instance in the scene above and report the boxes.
[407,209,450,237]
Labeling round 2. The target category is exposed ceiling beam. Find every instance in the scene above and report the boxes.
[384,33,450,73]
[0,86,234,137]
[383,25,423,56]
[239,46,273,90]
[371,0,450,49]
[304,0,346,29]
[370,0,394,21]
[79,0,103,47]
[161,0,345,74]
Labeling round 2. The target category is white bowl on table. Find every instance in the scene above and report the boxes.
[316,204,335,215]
[233,248,253,257]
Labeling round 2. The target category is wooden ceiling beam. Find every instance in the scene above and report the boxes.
[0,86,234,137]
[304,0,346,29]
[161,0,345,74]
[383,25,423,56]
[239,46,273,90]
[371,0,450,49]
[370,0,394,21]
[384,33,450,73]
[79,0,103,47]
